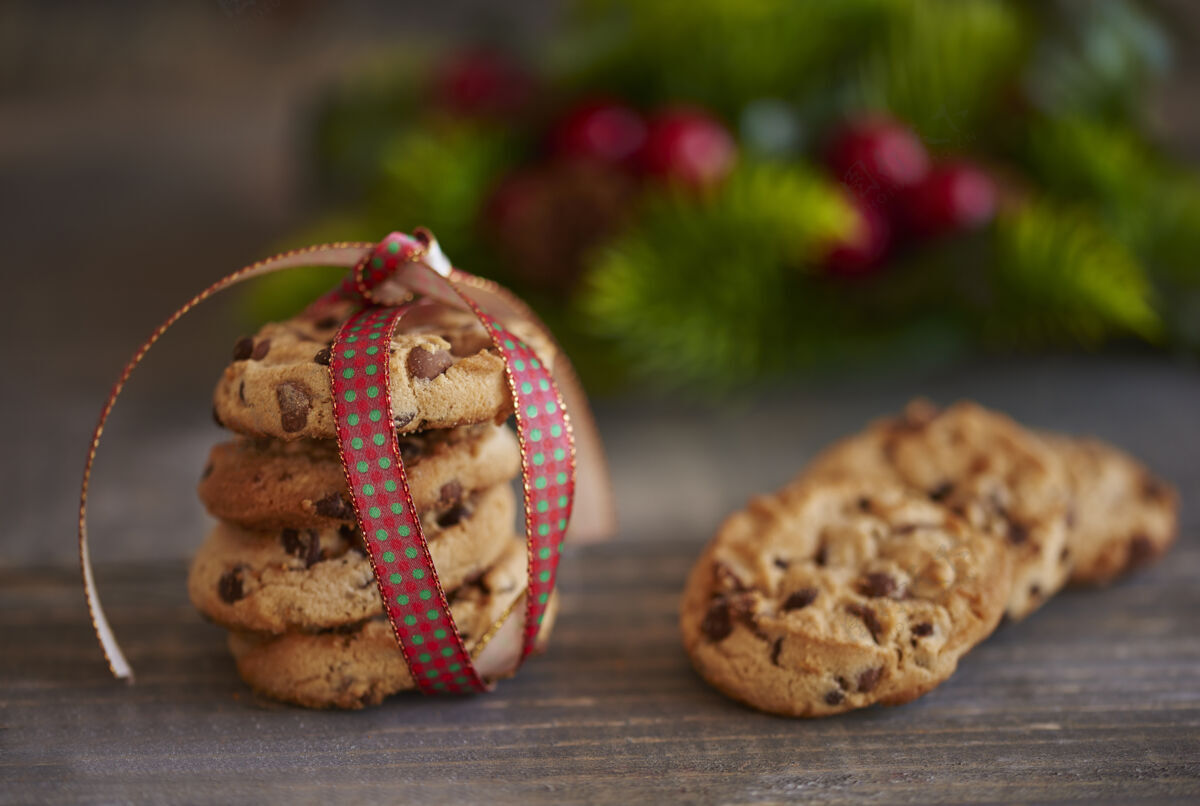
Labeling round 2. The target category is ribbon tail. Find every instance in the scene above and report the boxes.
[450,273,617,544]
[79,242,374,680]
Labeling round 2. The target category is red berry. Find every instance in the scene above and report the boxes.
[551,99,646,166]
[824,117,930,196]
[823,194,893,277]
[432,48,534,119]
[637,107,737,189]
[900,161,997,239]
[483,170,542,231]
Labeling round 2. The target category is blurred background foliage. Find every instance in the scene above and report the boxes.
[249,0,1200,391]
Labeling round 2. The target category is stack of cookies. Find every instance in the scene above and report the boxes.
[682,400,1178,717]
[190,299,559,708]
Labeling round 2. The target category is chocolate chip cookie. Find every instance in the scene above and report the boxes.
[681,480,1011,717]
[805,400,1071,620]
[1043,434,1178,587]
[212,300,556,440]
[227,538,558,708]
[189,484,514,633]
[199,423,519,530]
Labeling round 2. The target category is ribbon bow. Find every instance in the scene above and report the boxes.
[79,230,615,693]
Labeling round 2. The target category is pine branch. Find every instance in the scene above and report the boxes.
[579,162,858,388]
[854,0,1028,146]
[984,199,1161,347]
[559,0,896,119]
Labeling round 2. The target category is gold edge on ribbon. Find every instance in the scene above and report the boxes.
[468,584,529,662]
[441,274,572,658]
[79,241,375,681]
[450,271,616,543]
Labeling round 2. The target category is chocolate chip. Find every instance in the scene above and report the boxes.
[314,347,332,366]
[1029,584,1041,599]
[858,572,898,599]
[846,603,882,643]
[394,411,415,429]
[251,339,271,360]
[232,337,254,361]
[770,638,783,666]
[701,598,733,642]
[315,315,340,330]
[857,666,883,693]
[339,524,368,555]
[314,492,354,520]
[772,557,790,570]
[275,382,312,433]
[782,588,818,611]
[281,528,303,557]
[857,496,872,512]
[1007,521,1030,545]
[928,481,954,502]
[824,689,845,706]
[305,529,322,568]
[436,503,471,529]
[714,562,748,592]
[1127,534,1156,570]
[912,622,933,637]
[438,480,463,506]
[217,568,245,603]
[406,347,453,380]
[814,542,828,567]
[1141,477,1169,502]
[397,438,421,465]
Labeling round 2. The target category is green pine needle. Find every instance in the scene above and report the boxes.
[561,0,895,118]
[986,199,1161,347]
[371,123,517,270]
[856,0,1027,144]
[1023,115,1200,288]
[580,162,856,388]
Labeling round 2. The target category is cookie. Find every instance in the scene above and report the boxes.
[1042,434,1178,587]
[805,400,1071,620]
[212,299,557,440]
[188,483,514,633]
[227,538,559,708]
[680,480,1011,718]
[198,423,519,530]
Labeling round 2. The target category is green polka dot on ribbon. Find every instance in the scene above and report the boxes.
[329,299,483,694]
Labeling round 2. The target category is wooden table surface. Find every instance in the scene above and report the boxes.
[4,535,1198,804]
[4,5,1200,803]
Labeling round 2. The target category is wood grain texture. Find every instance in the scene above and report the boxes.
[3,538,1198,805]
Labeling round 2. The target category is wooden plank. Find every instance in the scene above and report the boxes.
[2,538,1198,804]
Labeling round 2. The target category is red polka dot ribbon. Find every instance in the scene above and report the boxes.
[331,303,487,693]
[78,231,614,687]
[329,232,575,687]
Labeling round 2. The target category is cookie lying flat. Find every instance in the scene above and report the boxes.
[199,423,519,530]
[1043,434,1178,587]
[681,480,1011,717]
[189,484,514,633]
[212,300,556,440]
[228,539,558,708]
[805,401,1071,620]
